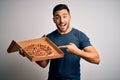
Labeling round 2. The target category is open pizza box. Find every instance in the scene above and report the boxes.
[7,36,64,62]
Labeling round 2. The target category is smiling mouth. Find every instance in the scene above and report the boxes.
[59,23,66,27]
[57,22,69,32]
[60,23,66,26]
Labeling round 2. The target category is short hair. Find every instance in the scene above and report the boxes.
[53,4,70,16]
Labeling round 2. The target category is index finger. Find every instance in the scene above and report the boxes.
[58,45,67,49]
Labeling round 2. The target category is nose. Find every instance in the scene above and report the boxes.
[60,17,64,23]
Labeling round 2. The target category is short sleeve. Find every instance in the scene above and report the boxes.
[79,32,92,49]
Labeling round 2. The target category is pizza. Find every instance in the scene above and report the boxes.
[24,43,53,57]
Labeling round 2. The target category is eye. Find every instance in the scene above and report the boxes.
[54,16,60,20]
[63,15,67,18]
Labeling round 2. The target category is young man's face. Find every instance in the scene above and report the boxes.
[53,9,71,33]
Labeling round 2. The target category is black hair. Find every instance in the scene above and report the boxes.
[53,4,70,16]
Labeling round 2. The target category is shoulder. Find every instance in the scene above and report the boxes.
[72,28,91,44]
[72,28,87,38]
[46,29,58,37]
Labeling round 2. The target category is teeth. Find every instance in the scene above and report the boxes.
[61,24,65,26]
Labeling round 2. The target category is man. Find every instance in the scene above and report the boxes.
[20,4,100,80]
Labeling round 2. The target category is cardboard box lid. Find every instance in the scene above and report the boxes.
[7,36,64,61]
[7,40,21,53]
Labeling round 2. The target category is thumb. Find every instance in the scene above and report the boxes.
[58,45,67,49]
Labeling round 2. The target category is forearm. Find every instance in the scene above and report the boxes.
[74,48,100,64]
[36,60,49,68]
[58,43,100,64]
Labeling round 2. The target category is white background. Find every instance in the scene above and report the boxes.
[0,0,120,80]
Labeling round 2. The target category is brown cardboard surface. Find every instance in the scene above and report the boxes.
[7,37,64,62]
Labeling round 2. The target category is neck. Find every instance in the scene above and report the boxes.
[58,26,72,34]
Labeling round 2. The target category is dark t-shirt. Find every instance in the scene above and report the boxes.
[47,28,91,80]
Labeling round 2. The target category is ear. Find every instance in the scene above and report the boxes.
[53,17,56,23]
[69,15,71,20]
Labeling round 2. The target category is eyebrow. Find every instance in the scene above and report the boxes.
[55,13,67,17]
[63,13,67,15]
